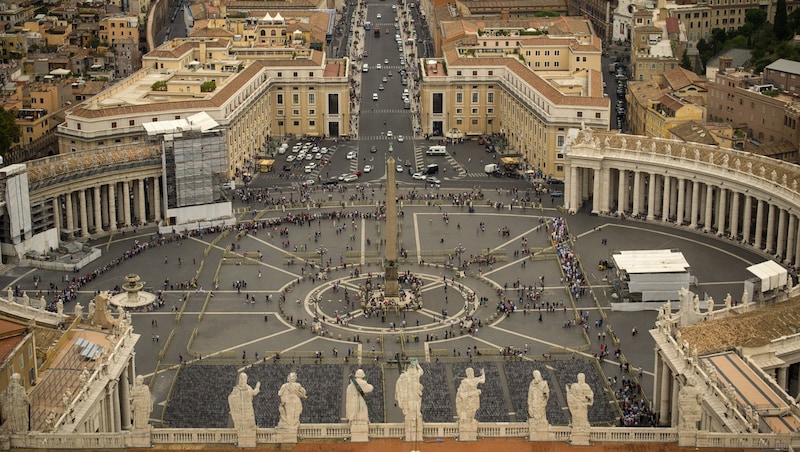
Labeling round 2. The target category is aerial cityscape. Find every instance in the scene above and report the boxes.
[0,0,799,449]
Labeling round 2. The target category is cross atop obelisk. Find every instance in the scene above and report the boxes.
[384,143,399,299]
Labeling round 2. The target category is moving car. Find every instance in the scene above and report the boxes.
[396,164,404,172]
[397,135,404,142]
[372,93,379,101]
[426,176,441,186]
[386,130,394,138]
[412,172,426,180]
[376,13,381,18]
[343,174,359,182]
[346,151,357,159]
[363,165,373,173]
[378,84,384,91]
[384,58,389,64]
[376,63,382,70]
[370,146,378,153]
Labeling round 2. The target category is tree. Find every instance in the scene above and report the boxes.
[680,49,693,71]
[774,0,789,39]
[0,107,20,161]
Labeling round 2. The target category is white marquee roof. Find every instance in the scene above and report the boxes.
[612,249,690,274]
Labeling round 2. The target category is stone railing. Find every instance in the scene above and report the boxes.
[6,423,800,449]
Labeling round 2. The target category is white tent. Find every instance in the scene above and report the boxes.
[746,260,788,292]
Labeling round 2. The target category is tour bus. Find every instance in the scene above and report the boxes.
[426,145,446,156]
[259,159,274,173]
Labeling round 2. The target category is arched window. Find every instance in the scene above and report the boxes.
[260,30,266,36]
[271,30,277,36]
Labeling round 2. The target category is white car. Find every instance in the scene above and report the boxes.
[287,155,296,162]
[396,164,403,172]
[338,173,349,180]
[378,84,384,91]
[376,13,381,18]
[384,58,389,64]
[304,179,315,186]
[363,165,373,173]
[292,145,301,152]
[397,135,404,142]
[304,166,313,173]
[307,162,317,169]
[376,63,382,70]
[386,130,394,138]
[320,147,329,154]
[346,151,357,159]
[305,154,313,160]
[343,174,359,182]
[315,153,323,160]
[382,76,388,83]
[412,172,426,180]
[373,93,379,101]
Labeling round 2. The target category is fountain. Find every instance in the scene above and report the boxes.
[109,274,157,309]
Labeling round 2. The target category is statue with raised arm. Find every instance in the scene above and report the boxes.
[396,359,424,439]
[228,372,260,431]
[0,373,30,433]
[346,369,373,424]
[131,375,152,430]
[456,367,485,423]
[566,373,593,428]
[277,372,306,429]
[528,370,550,426]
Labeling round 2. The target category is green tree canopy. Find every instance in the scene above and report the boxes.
[0,107,20,161]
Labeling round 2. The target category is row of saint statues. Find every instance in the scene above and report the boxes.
[227,363,595,431]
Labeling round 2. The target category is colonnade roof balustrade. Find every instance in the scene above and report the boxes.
[567,129,800,204]
[25,146,162,191]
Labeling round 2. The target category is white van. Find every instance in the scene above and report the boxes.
[426,145,447,156]
[278,143,289,154]
[362,63,369,72]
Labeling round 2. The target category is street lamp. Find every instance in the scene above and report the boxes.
[316,244,328,269]
[454,242,466,269]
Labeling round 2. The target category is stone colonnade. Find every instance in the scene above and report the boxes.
[54,177,162,238]
[564,132,800,267]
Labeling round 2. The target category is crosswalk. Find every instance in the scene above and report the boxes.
[359,134,410,141]
[357,108,408,115]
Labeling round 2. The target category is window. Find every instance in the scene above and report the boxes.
[308,93,315,104]
[557,136,565,146]
[456,119,463,125]
[577,112,583,118]
[129,120,135,126]
[556,153,564,159]
[472,71,477,76]
[309,109,315,115]
[292,94,300,104]
[293,72,298,77]
[471,119,478,124]
[487,108,494,114]
[277,94,284,104]
[175,115,180,120]
[292,109,300,116]
[111,121,117,128]
[456,93,463,103]
[277,109,284,116]
[432,93,443,114]
[309,120,315,126]
[556,165,564,172]
[456,71,462,76]
[293,120,300,126]
[471,93,478,103]
[277,72,283,77]
[309,72,314,77]
[554,50,560,56]
[328,94,339,114]
[471,108,478,114]
[595,112,601,119]
[456,108,463,114]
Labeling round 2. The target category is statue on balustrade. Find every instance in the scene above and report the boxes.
[131,375,153,430]
[346,369,373,424]
[566,373,593,428]
[228,372,260,431]
[277,372,306,429]
[6,287,13,304]
[22,291,29,307]
[527,370,550,427]
[0,373,30,433]
[396,359,424,428]
[456,367,485,423]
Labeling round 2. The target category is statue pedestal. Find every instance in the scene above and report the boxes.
[350,422,369,442]
[403,419,423,443]
[569,427,590,446]
[128,428,152,448]
[678,429,698,447]
[528,420,549,441]
[276,426,298,443]
[236,428,257,448]
[458,419,478,441]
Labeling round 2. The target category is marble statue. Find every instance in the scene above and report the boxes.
[56,299,64,315]
[692,294,700,313]
[678,376,702,430]
[88,300,96,319]
[724,293,732,309]
[722,154,728,167]
[635,140,642,151]
[692,346,698,363]
[708,152,714,163]
[62,390,72,410]
[395,360,424,424]
[771,169,778,181]
[665,144,671,155]
[694,149,700,160]
[456,367,486,423]
[742,289,749,305]
[621,137,627,149]
[793,180,798,192]
[277,372,307,429]
[6,288,12,304]
[38,296,46,312]
[22,291,29,307]
[566,373,593,428]
[44,410,55,431]
[651,141,657,153]
[346,369,373,424]
[735,158,741,171]
[782,174,788,185]
[79,367,90,386]
[0,373,30,433]
[746,161,753,173]
[527,370,550,426]
[604,137,610,148]
[228,372,260,431]
[680,146,687,158]
[74,303,83,318]
[759,166,766,177]
[706,297,714,313]
[131,375,152,429]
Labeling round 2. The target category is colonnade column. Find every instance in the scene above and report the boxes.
[777,209,787,259]
[53,198,61,234]
[766,204,776,253]
[786,215,796,265]
[675,178,684,225]
[600,168,611,213]
[647,173,656,220]
[703,184,714,232]
[137,179,146,224]
[65,193,74,238]
[754,200,765,248]
[730,191,740,240]
[592,167,602,214]
[93,187,102,234]
[617,169,627,213]
[632,171,642,215]
[795,220,800,267]
[119,368,131,430]
[717,188,727,235]
[568,166,580,212]
[742,195,752,244]
[79,189,89,237]
[109,183,117,232]
[152,177,162,223]
[123,181,131,228]
[689,181,700,228]
[662,176,671,222]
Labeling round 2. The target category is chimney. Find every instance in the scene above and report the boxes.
[199,40,206,65]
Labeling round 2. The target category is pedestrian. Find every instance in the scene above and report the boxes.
[155,334,160,342]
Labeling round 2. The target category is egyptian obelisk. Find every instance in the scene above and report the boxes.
[384,143,399,299]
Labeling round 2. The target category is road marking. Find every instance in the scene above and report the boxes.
[360,217,366,265]
[413,213,422,263]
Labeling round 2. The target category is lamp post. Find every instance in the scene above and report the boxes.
[316,244,328,269]
[454,242,466,269]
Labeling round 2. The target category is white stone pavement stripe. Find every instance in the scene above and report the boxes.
[360,217,366,265]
